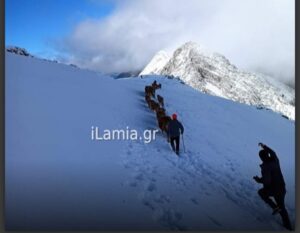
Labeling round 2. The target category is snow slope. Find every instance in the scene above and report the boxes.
[140,42,295,120]
[5,52,295,230]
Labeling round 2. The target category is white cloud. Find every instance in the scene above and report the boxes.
[58,0,295,86]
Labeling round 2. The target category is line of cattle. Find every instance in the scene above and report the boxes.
[144,81,171,138]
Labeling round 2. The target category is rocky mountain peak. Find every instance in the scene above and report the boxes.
[6,46,34,57]
[141,42,295,120]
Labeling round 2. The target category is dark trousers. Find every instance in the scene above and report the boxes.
[258,188,292,230]
[170,136,180,153]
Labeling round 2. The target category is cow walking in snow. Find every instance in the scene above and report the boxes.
[156,107,166,120]
[152,80,161,90]
[149,100,160,112]
[158,115,171,135]
[145,85,155,98]
[145,94,151,108]
[157,95,164,107]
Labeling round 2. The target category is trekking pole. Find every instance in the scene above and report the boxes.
[181,132,186,153]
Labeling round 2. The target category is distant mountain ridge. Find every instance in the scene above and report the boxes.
[140,42,295,120]
[6,46,34,57]
[112,70,142,79]
[6,46,80,69]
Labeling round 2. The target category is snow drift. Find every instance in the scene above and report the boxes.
[5,52,295,230]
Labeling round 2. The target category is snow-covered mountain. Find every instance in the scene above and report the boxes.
[139,50,170,76]
[140,42,295,120]
[6,51,295,230]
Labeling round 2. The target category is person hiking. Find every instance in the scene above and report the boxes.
[253,143,292,230]
[167,113,184,155]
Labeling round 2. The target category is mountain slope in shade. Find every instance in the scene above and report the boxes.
[141,42,295,120]
[139,50,170,76]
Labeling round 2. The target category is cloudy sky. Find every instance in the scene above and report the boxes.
[6,0,295,86]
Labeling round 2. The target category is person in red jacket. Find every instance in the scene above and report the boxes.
[253,143,292,230]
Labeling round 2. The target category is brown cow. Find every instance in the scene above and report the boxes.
[149,99,155,110]
[157,95,164,107]
[152,81,161,90]
[156,107,166,119]
[153,103,160,112]
[158,116,171,134]
[145,85,155,98]
[152,80,157,88]
[145,94,151,108]
[149,100,160,112]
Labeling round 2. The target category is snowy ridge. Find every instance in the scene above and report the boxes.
[6,52,295,230]
[6,46,81,69]
[139,50,170,76]
[141,42,295,120]
[6,46,34,57]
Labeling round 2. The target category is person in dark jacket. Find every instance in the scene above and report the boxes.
[167,113,184,155]
[253,143,292,230]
